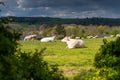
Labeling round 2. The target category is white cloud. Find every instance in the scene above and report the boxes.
[17,0,24,5]
[79,10,106,18]
[3,11,15,16]
[44,7,50,10]
[17,0,24,8]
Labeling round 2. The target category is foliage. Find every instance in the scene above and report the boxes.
[13,49,67,80]
[0,18,67,80]
[0,18,20,79]
[93,38,120,80]
[71,27,79,37]
[8,22,120,39]
[0,49,67,80]
[98,25,107,34]
[54,24,66,39]
[0,18,19,56]
[3,16,120,26]
[41,27,54,37]
[55,24,66,35]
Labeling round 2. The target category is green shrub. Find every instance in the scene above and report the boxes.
[0,49,67,80]
[13,49,67,80]
[93,38,120,80]
[0,26,18,56]
[101,38,120,57]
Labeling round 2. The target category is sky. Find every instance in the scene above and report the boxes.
[0,0,120,18]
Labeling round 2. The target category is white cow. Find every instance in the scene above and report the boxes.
[24,34,37,41]
[87,35,93,39]
[61,37,70,42]
[66,39,85,49]
[93,35,98,38]
[40,36,56,42]
[116,34,120,37]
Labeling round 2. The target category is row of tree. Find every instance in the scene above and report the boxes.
[2,16,120,26]
[11,23,120,39]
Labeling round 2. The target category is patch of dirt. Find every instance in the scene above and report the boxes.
[60,68,79,76]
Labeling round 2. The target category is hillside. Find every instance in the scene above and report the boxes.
[1,16,120,26]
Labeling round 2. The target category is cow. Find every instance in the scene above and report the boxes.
[24,34,37,41]
[66,39,85,49]
[40,36,56,42]
[61,36,70,42]
[61,37,85,49]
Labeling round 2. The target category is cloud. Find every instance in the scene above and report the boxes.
[1,11,15,16]
[1,0,120,18]
[17,0,24,8]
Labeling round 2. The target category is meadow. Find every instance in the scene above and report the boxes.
[19,38,115,80]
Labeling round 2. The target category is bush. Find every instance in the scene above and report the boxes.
[0,26,18,55]
[0,18,67,80]
[93,38,120,80]
[0,49,67,80]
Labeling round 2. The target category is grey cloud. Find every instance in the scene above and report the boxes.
[1,0,120,18]
[17,0,98,8]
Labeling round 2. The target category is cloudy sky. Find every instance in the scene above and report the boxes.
[0,0,120,18]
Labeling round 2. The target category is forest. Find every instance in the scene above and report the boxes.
[1,16,120,26]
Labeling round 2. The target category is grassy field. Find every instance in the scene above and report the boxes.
[19,38,115,80]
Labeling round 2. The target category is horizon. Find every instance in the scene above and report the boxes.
[0,16,120,19]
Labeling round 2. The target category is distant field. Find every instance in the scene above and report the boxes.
[19,38,115,80]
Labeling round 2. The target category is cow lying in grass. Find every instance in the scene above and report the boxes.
[66,39,85,49]
[40,36,56,42]
[61,37,85,49]
[24,34,37,41]
[61,37,70,42]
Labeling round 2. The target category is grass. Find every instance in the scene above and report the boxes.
[19,38,115,80]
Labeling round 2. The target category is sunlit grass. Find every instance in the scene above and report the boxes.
[19,38,115,79]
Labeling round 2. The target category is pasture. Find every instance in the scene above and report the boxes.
[19,38,115,80]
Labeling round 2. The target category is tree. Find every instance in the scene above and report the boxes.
[55,24,66,36]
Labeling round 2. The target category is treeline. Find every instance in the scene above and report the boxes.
[6,23,120,39]
[1,16,120,26]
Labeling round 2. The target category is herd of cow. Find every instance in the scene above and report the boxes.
[23,34,85,49]
[23,34,120,49]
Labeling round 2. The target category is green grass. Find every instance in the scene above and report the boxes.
[19,38,115,80]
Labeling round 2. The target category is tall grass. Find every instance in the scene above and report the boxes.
[19,38,115,80]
